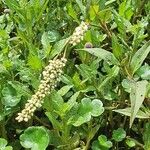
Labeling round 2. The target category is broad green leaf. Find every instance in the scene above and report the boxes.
[0,138,12,150]
[130,80,148,127]
[70,98,104,126]
[113,107,150,119]
[78,48,119,65]
[2,84,21,107]
[130,41,150,74]
[50,38,70,59]
[143,122,150,150]
[112,128,126,142]
[20,126,49,150]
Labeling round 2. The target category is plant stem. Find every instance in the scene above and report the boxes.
[84,139,90,150]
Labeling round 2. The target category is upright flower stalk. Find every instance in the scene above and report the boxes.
[69,21,89,46]
[16,21,88,122]
[16,58,67,122]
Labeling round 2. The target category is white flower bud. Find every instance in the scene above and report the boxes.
[69,21,89,46]
[16,58,66,122]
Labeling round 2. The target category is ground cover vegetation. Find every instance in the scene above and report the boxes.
[0,0,150,149]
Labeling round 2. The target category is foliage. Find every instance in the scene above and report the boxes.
[0,0,149,149]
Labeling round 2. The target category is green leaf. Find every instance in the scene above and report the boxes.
[20,126,49,150]
[58,85,73,96]
[143,122,150,150]
[78,48,119,65]
[0,138,12,150]
[105,0,116,6]
[130,41,150,74]
[8,81,31,97]
[98,65,120,91]
[136,64,150,80]
[112,128,126,142]
[47,31,60,43]
[70,98,104,126]
[126,139,136,148]
[121,79,132,93]
[0,138,7,149]
[50,38,70,59]
[45,112,61,130]
[130,80,148,127]
[27,54,42,70]
[41,32,52,55]
[75,0,86,17]
[2,84,21,107]
[119,0,133,20]
[63,92,80,113]
[66,3,79,23]
[98,135,113,148]
[49,90,64,114]
[113,107,150,119]
[112,33,123,59]
[89,5,99,20]
[98,8,112,22]
[92,135,112,150]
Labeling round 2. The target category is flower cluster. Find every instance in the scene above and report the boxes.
[16,58,67,122]
[69,21,89,46]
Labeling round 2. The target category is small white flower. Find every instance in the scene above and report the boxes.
[69,21,89,46]
[16,58,67,122]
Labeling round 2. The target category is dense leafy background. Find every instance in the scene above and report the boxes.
[0,0,150,150]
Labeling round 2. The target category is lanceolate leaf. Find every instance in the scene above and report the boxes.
[50,38,70,59]
[130,41,150,74]
[129,80,148,127]
[113,107,150,119]
[78,48,119,65]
